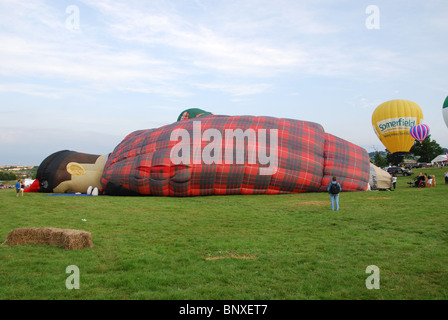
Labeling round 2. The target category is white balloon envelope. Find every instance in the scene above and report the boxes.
[443,96,448,128]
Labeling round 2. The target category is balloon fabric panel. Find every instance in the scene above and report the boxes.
[320,133,370,192]
[102,115,323,196]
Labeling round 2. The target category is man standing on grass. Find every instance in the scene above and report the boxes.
[327,176,341,211]
[15,180,22,197]
[392,175,397,190]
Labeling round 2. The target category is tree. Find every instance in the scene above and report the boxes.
[385,150,404,166]
[0,171,17,181]
[373,151,388,168]
[410,135,443,163]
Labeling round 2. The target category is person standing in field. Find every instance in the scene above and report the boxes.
[15,180,22,197]
[445,171,448,184]
[327,176,341,211]
[392,175,397,190]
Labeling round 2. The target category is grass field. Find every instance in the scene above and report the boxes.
[1,167,447,300]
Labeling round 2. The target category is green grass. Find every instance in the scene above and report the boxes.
[1,167,447,300]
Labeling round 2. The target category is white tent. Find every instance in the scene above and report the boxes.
[431,154,447,165]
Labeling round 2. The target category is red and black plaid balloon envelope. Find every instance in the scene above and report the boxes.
[101,115,370,196]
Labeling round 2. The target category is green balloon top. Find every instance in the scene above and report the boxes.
[443,96,448,109]
[177,108,213,121]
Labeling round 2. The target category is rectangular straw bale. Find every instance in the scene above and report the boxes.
[6,227,93,250]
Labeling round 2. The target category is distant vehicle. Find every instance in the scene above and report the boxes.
[418,162,430,168]
[405,162,429,169]
[387,166,414,176]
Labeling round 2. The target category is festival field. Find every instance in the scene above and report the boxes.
[1,167,447,300]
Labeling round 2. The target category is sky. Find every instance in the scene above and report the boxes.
[1,0,447,165]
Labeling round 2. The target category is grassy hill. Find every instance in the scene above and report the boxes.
[1,167,447,300]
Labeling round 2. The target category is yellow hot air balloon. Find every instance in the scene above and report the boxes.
[372,99,424,154]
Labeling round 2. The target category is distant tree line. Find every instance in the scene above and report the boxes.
[0,171,17,181]
[372,135,444,167]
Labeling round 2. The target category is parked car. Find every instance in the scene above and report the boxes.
[387,166,414,176]
[417,162,431,168]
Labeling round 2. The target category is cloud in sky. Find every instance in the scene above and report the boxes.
[1,0,448,164]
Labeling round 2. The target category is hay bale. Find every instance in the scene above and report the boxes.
[6,227,93,250]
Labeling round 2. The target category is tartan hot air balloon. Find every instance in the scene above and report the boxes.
[27,111,392,195]
[409,124,430,142]
[372,99,424,154]
[100,114,380,196]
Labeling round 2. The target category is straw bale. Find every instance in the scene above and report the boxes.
[6,227,93,250]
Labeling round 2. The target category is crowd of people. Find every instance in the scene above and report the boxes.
[408,172,438,188]
[388,170,448,189]
[0,180,26,196]
[0,183,16,189]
